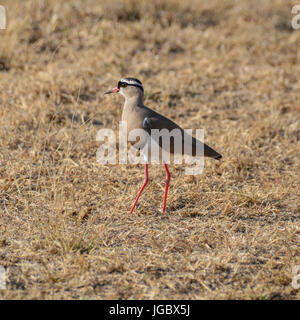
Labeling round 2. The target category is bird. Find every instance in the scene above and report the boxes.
[105,77,222,214]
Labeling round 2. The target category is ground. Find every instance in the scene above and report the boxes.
[0,0,299,299]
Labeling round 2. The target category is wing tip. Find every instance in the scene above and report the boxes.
[215,154,222,160]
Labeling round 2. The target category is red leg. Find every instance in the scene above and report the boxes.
[129,163,149,215]
[163,163,170,213]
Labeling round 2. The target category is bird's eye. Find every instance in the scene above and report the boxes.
[121,83,127,88]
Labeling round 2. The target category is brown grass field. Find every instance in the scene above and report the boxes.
[0,0,299,300]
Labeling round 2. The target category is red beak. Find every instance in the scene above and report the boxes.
[104,87,119,94]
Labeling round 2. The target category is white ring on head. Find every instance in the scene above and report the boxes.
[120,78,143,89]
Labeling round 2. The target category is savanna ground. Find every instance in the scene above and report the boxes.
[0,0,299,300]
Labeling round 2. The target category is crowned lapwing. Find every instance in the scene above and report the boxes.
[105,77,222,214]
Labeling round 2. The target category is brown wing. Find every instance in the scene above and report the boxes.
[143,115,222,159]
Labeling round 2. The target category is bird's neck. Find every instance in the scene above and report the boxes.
[124,95,144,109]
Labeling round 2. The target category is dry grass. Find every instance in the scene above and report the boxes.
[0,0,299,299]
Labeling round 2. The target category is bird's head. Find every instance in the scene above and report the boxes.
[105,77,144,100]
